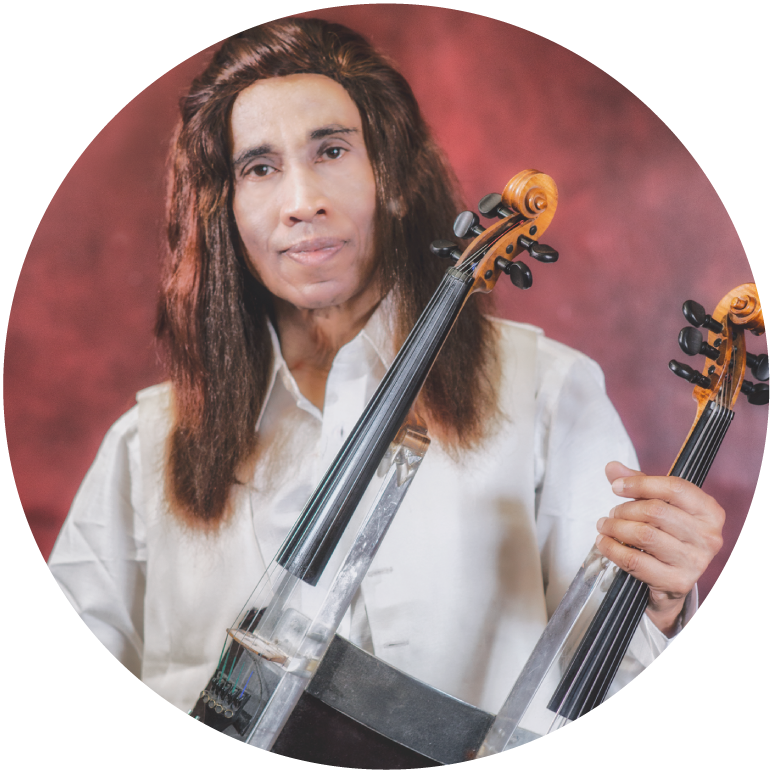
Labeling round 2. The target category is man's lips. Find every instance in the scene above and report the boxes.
[281,238,346,265]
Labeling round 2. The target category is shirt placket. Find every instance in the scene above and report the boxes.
[317,340,373,474]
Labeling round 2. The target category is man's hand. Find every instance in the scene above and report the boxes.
[595,461,725,637]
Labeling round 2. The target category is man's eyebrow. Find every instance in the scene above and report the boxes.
[309,125,358,141]
[232,126,358,168]
[233,144,273,169]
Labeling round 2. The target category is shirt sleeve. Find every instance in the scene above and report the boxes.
[532,338,678,681]
[47,405,146,677]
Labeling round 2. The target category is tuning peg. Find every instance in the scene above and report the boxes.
[741,380,769,405]
[682,300,723,333]
[678,327,720,360]
[494,257,532,289]
[746,352,769,382]
[430,239,462,262]
[453,210,484,240]
[669,359,711,388]
[478,193,514,220]
[517,235,559,263]
[507,261,533,290]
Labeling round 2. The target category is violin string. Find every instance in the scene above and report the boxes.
[556,580,642,723]
[457,220,519,275]
[676,324,736,484]
[681,404,720,485]
[550,370,724,718]
[556,556,657,722]
[546,322,747,724]
[238,671,254,700]
[580,580,649,714]
[210,225,514,685]
[249,275,470,661]
[699,407,728,485]
[283,272,467,576]
[235,243,497,659]
[692,375,731,484]
[687,354,735,486]
[696,405,731,487]
[578,576,647,712]
[234,660,248,691]
[598,384,728,704]
[215,271,470,681]
[554,401,723,718]
[697,406,726,485]
[277,271,459,556]
[547,570,639,724]
[268,275,451,562]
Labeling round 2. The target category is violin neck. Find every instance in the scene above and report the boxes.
[669,400,734,486]
[277,267,473,585]
[546,399,735,721]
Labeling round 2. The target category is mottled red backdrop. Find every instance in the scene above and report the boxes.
[5,6,766,600]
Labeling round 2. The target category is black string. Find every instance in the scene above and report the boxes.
[547,392,734,719]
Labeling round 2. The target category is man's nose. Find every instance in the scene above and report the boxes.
[279,165,329,226]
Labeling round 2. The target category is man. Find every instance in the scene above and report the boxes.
[49,17,723,724]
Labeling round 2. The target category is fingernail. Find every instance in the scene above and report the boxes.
[608,505,617,519]
[612,479,625,494]
[596,517,607,531]
[595,534,603,547]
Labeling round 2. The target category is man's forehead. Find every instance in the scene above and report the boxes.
[230,73,362,155]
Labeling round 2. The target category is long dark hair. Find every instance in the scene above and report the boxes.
[156,17,499,527]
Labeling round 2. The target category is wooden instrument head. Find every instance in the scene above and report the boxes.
[454,170,558,294]
[691,283,765,414]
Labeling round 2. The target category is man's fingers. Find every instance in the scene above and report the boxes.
[610,473,726,526]
[606,498,719,550]
[604,460,645,485]
[594,534,694,597]
[597,512,693,568]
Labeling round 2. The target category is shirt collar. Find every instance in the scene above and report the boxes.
[359,291,398,370]
[263,291,398,417]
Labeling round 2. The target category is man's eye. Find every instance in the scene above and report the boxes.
[321,146,346,160]
[247,163,274,177]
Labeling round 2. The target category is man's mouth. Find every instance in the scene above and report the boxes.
[282,238,346,265]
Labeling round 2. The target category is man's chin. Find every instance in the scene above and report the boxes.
[282,282,351,312]
[271,271,381,316]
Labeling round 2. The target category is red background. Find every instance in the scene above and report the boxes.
[5,5,766,600]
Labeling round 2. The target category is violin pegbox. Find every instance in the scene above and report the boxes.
[670,283,768,410]
[430,170,559,294]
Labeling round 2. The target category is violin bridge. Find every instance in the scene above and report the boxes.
[227,628,289,665]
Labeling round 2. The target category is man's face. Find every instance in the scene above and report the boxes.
[230,74,378,311]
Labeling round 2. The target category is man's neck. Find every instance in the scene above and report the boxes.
[273,288,383,410]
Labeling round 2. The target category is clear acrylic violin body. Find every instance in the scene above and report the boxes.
[189,170,560,754]
[479,283,767,754]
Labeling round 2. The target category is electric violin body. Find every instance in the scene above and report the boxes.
[478,283,767,754]
[189,170,560,760]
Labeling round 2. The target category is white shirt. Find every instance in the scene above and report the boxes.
[48,303,682,715]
